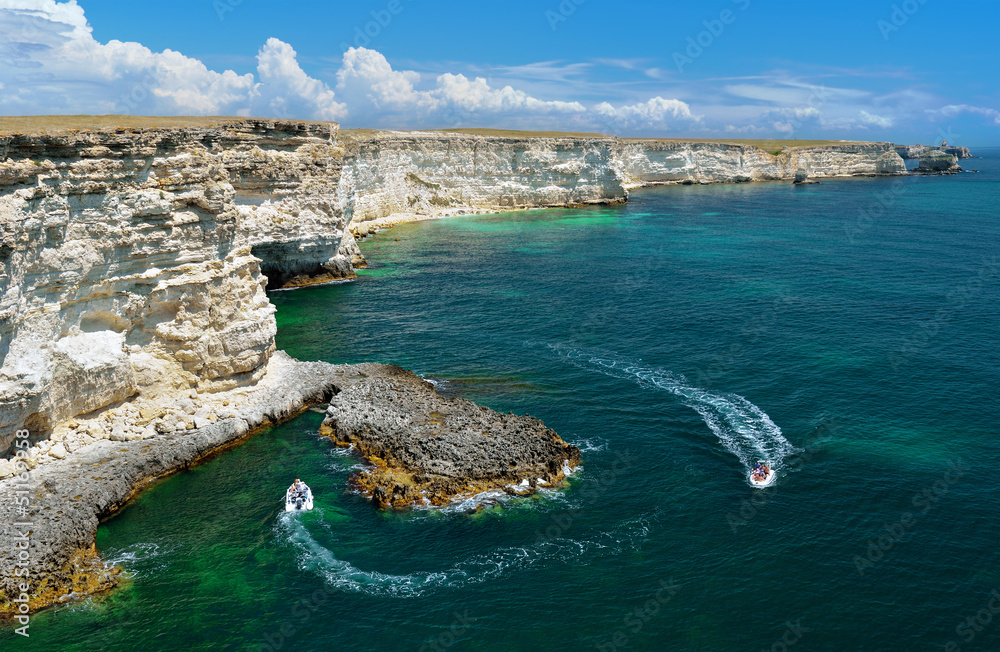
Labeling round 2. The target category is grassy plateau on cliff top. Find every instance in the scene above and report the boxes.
[0,115,333,135]
[0,115,854,151]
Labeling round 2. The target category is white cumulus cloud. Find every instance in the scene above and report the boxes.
[859,110,893,128]
[591,97,698,131]
[0,1,696,134]
[0,0,256,115]
[255,38,345,121]
[333,47,587,128]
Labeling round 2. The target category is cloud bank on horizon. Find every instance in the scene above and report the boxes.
[0,0,997,142]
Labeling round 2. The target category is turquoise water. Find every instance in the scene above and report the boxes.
[7,152,1000,650]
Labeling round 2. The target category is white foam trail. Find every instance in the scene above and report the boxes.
[275,510,652,598]
[551,346,796,474]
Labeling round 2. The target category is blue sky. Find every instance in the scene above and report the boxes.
[2,0,998,143]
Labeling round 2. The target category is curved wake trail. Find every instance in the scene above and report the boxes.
[551,346,796,475]
[276,510,652,597]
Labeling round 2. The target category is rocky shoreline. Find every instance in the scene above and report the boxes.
[0,352,352,617]
[0,356,577,617]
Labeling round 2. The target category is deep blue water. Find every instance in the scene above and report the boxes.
[6,150,1000,651]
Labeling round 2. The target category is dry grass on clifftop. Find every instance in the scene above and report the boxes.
[0,115,336,136]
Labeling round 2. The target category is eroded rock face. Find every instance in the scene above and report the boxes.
[338,131,627,234]
[0,122,337,453]
[942,146,972,159]
[319,365,581,508]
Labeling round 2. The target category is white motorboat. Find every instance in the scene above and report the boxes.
[285,483,314,511]
[749,460,776,488]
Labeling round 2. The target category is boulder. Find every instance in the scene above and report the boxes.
[793,170,819,185]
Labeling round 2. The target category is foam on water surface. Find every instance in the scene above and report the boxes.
[550,346,797,477]
[275,509,654,598]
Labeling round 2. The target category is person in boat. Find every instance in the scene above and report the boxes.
[289,478,306,497]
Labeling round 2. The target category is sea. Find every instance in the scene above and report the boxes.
[5,149,999,651]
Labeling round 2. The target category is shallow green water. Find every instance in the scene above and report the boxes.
[8,152,1000,650]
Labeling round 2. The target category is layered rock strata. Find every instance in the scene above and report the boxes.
[318,365,580,508]
[617,140,905,187]
[0,120,355,459]
[339,131,626,238]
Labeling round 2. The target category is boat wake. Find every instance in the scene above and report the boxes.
[275,509,653,597]
[550,346,796,477]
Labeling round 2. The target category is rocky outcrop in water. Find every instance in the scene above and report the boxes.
[793,170,819,185]
[915,151,962,173]
[318,365,580,508]
[942,146,973,159]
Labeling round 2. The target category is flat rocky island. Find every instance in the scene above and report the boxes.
[320,366,580,508]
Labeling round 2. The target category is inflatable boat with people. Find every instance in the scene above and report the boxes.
[749,460,775,488]
[285,478,314,511]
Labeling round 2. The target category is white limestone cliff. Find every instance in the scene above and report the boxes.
[339,131,626,236]
[617,140,905,187]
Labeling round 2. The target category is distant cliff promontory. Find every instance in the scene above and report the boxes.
[894,144,973,159]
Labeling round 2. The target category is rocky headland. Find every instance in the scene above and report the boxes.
[0,117,912,616]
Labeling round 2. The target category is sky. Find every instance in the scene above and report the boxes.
[1,0,998,144]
